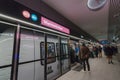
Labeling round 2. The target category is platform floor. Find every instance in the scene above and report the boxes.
[57,56,120,80]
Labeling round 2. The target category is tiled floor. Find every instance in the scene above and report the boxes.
[57,56,120,80]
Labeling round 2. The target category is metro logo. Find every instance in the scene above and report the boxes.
[22,10,38,22]
[22,10,30,19]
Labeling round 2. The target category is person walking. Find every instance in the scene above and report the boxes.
[98,46,102,58]
[75,44,79,63]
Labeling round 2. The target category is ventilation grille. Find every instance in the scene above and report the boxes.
[109,0,120,23]
[108,0,120,42]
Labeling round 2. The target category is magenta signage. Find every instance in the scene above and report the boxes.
[41,17,70,34]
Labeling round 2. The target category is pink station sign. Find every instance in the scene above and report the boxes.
[41,17,70,34]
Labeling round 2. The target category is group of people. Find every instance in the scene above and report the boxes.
[70,43,118,72]
[70,43,91,71]
[89,45,102,58]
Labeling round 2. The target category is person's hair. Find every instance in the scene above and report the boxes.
[82,43,85,46]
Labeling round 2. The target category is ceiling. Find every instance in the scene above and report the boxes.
[43,0,110,41]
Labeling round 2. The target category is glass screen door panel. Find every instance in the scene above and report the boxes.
[34,31,45,80]
[61,38,70,74]
[46,34,61,80]
[18,28,45,80]
[0,21,16,80]
[18,28,34,80]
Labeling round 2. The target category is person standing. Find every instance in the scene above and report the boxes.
[75,44,79,63]
[79,43,90,71]
[69,45,75,64]
[104,45,114,64]
[98,46,102,58]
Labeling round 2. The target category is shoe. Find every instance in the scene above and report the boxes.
[81,69,86,72]
[88,70,91,73]
[111,61,114,64]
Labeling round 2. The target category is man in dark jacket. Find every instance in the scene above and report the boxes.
[79,43,90,71]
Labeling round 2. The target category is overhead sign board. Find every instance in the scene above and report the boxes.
[41,17,70,34]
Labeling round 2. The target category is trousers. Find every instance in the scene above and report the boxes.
[82,58,90,71]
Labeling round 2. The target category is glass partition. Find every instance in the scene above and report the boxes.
[46,34,61,80]
[18,28,45,80]
[0,21,16,80]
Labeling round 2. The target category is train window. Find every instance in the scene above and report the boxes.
[56,43,60,56]
[56,43,69,60]
[0,22,16,80]
[40,42,56,64]
[56,43,60,60]
[56,43,68,56]
[61,38,68,55]
[61,43,68,55]
[40,42,45,59]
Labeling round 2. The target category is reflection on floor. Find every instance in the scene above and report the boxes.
[57,56,120,80]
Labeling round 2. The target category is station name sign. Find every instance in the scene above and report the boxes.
[41,17,70,34]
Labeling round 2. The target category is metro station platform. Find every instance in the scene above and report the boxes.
[57,55,120,80]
